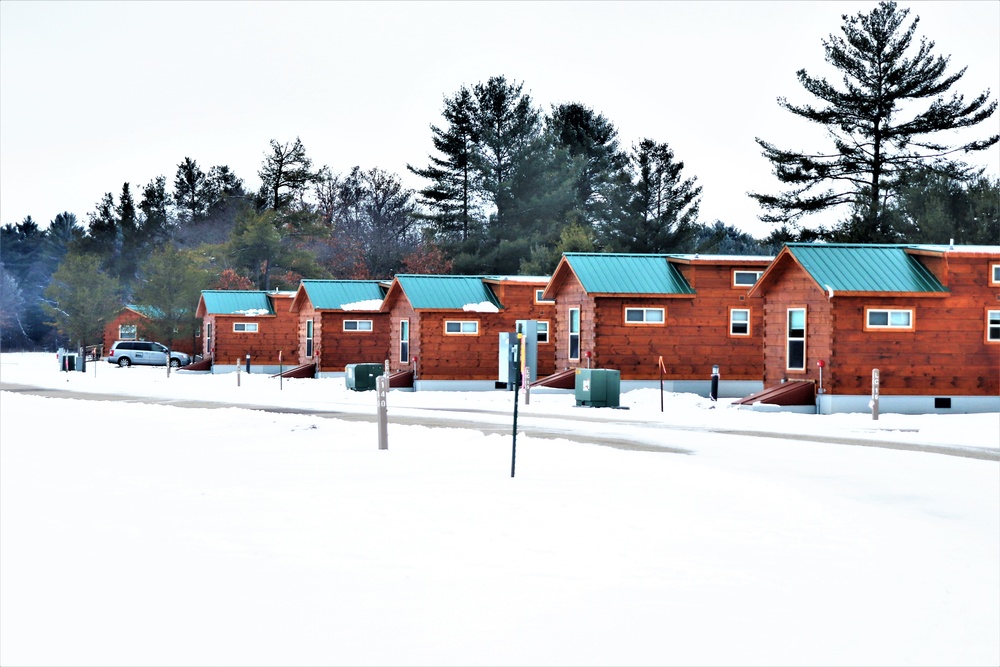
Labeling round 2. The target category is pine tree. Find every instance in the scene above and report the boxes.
[134,246,209,351]
[42,252,122,349]
[174,157,215,223]
[257,137,316,211]
[408,86,481,243]
[750,1,998,241]
[601,140,702,253]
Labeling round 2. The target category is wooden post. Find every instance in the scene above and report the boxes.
[376,364,388,450]
[871,368,880,420]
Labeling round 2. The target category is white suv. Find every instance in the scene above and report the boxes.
[106,341,192,368]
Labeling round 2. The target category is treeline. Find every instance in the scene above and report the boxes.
[1,1,997,351]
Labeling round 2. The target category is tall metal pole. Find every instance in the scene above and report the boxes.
[511,334,521,478]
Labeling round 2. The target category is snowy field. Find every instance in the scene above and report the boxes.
[1,352,997,667]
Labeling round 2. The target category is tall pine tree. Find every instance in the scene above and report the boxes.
[750,1,998,241]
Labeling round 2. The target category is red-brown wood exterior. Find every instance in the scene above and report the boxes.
[198,293,299,367]
[381,278,555,381]
[288,292,390,372]
[754,249,1000,397]
[545,257,769,381]
[102,308,200,356]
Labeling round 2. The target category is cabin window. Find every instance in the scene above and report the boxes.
[234,322,258,333]
[865,308,913,330]
[786,308,805,371]
[305,320,314,357]
[343,320,373,332]
[536,321,550,344]
[205,323,212,354]
[118,324,137,340]
[445,320,479,335]
[568,308,580,361]
[988,310,1000,342]
[733,270,763,287]
[624,307,665,324]
[729,308,750,336]
[399,319,409,364]
[535,289,555,305]
[991,264,1000,286]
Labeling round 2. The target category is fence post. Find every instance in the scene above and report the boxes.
[376,363,388,450]
[870,368,880,420]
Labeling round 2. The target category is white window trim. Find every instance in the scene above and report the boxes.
[786,307,806,371]
[343,319,373,332]
[733,270,763,287]
[534,289,555,305]
[729,308,750,336]
[987,309,1000,342]
[991,263,1000,286]
[444,320,479,335]
[119,324,137,340]
[568,307,580,362]
[233,322,259,333]
[399,319,409,364]
[536,320,550,344]
[865,308,914,330]
[624,307,665,324]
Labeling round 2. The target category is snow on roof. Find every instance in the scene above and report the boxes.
[463,301,500,313]
[340,299,384,311]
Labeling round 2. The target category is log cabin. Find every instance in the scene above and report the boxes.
[746,243,1000,414]
[540,252,773,396]
[102,305,200,358]
[195,290,298,373]
[379,274,555,390]
[288,280,390,377]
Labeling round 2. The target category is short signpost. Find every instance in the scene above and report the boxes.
[376,359,389,450]
[870,368,880,420]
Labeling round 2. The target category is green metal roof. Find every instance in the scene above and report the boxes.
[785,244,949,293]
[395,275,503,310]
[300,280,386,310]
[199,291,275,315]
[563,253,695,295]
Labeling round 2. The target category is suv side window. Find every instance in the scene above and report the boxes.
[137,342,155,352]
[154,343,168,353]
[118,342,135,351]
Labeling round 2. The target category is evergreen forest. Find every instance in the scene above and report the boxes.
[1,1,996,352]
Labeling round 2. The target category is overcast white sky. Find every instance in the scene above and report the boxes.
[2,1,997,240]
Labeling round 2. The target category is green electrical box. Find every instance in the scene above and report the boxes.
[346,363,385,391]
[574,368,621,407]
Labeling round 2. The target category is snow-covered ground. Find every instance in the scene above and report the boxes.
[1,352,997,666]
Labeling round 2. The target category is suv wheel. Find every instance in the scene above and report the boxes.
[169,358,181,368]
[117,357,132,368]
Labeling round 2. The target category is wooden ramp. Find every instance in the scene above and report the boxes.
[389,370,414,388]
[531,368,577,389]
[733,380,815,406]
[181,358,212,371]
[273,363,316,379]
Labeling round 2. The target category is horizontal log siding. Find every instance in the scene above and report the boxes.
[317,312,390,372]
[490,282,557,378]
[551,275,590,372]
[296,303,318,365]
[763,254,1000,396]
[386,298,417,373]
[210,313,299,366]
[103,311,200,356]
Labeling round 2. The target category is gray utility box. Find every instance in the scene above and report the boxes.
[345,363,385,391]
[575,368,621,407]
[57,348,85,372]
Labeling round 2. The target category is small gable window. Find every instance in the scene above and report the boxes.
[987,310,1000,342]
[534,289,555,304]
[343,320,373,332]
[445,320,479,335]
[624,307,665,324]
[119,324,137,340]
[733,270,763,287]
[234,322,258,333]
[865,308,913,330]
